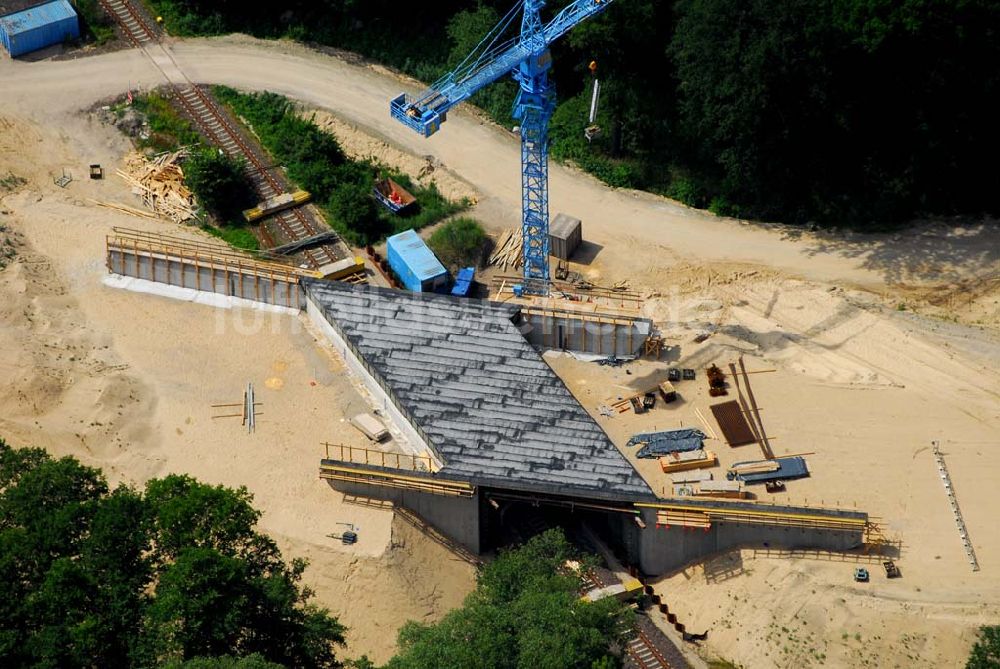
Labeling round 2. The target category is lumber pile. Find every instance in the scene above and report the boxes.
[117,150,197,223]
[488,226,524,271]
[659,449,717,473]
[728,460,780,475]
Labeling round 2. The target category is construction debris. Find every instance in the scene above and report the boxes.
[631,428,706,458]
[89,199,162,221]
[707,364,728,396]
[117,150,197,223]
[488,225,524,271]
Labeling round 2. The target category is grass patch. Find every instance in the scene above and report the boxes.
[128,92,202,152]
[74,0,116,45]
[0,173,27,191]
[202,224,259,251]
[212,85,465,245]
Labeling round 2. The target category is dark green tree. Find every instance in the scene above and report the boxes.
[327,179,382,245]
[967,626,1000,669]
[185,150,255,225]
[0,439,345,669]
[385,529,631,669]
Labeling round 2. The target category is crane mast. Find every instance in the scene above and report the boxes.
[389,0,616,296]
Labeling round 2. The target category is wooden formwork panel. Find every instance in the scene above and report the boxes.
[106,236,308,310]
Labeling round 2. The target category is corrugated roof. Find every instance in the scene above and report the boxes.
[0,1,47,17]
[386,229,447,282]
[550,213,581,240]
[305,280,655,500]
[0,0,75,32]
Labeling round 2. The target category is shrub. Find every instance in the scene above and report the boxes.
[428,217,488,269]
[184,150,255,226]
[327,180,385,246]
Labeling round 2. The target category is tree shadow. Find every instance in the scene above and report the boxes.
[782,218,1000,284]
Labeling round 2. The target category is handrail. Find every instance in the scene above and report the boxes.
[322,442,435,472]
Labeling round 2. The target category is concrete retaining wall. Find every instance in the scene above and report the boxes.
[624,506,865,575]
[107,245,306,309]
[306,294,436,462]
[517,307,651,357]
[326,479,482,554]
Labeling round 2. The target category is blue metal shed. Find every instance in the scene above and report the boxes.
[0,0,79,58]
[386,229,448,293]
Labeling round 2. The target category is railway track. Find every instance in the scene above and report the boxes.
[626,626,672,669]
[97,0,156,46]
[583,569,684,669]
[97,0,344,270]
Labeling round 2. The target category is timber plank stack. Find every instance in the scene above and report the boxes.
[488,226,524,271]
[117,150,197,223]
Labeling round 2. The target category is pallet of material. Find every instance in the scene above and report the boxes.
[659,449,717,473]
[671,470,713,484]
[242,190,311,223]
[700,480,742,493]
[604,385,658,414]
[488,225,525,272]
[117,150,197,224]
[694,489,749,500]
[728,456,809,484]
[728,460,780,475]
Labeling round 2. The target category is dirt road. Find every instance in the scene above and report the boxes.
[3,35,998,293]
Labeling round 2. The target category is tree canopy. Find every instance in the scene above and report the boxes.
[384,529,632,669]
[967,626,1000,669]
[147,0,1000,230]
[185,150,255,225]
[0,439,345,669]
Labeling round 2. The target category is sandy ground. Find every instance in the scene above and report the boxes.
[1,34,998,666]
[547,273,1000,666]
[0,113,473,663]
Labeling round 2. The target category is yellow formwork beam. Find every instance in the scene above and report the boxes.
[636,501,867,529]
[319,462,474,497]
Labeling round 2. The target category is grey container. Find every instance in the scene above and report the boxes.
[549,212,582,260]
[0,0,79,58]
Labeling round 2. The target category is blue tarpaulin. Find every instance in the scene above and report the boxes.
[631,428,706,459]
[728,456,809,483]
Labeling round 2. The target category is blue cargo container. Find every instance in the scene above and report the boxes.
[0,0,79,58]
[386,229,448,293]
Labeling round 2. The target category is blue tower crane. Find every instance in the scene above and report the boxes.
[390,0,616,296]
